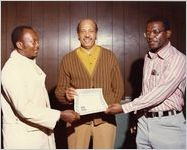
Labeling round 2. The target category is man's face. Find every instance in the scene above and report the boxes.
[18,29,39,59]
[78,20,97,50]
[145,21,170,53]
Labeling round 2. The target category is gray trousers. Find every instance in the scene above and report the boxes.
[136,112,186,149]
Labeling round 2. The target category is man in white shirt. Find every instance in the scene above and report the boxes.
[1,25,80,149]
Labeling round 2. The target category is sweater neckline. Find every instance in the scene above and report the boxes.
[75,47,103,79]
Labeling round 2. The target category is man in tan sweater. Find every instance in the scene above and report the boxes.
[55,18,124,149]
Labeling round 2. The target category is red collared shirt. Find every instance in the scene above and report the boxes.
[122,42,186,113]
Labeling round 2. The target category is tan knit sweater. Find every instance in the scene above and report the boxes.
[55,46,124,125]
[55,46,124,105]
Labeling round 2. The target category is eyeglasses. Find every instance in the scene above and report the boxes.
[144,29,165,38]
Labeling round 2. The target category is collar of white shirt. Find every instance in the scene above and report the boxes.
[148,42,171,60]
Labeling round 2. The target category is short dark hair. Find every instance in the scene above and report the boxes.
[77,19,98,33]
[11,25,33,49]
[146,16,171,31]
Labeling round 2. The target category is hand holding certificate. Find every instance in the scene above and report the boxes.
[74,88,108,115]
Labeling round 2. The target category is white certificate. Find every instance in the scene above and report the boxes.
[74,88,108,115]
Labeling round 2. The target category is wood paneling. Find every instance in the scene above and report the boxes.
[31,1,45,68]
[113,2,125,79]
[16,2,32,25]
[58,2,70,64]
[1,2,7,65]
[87,1,97,20]
[124,3,140,96]
[96,2,113,50]
[4,2,17,56]
[43,2,59,89]
[1,1,186,97]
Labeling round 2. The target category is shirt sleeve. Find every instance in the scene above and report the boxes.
[2,65,61,130]
[122,53,186,113]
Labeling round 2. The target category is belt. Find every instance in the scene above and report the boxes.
[144,110,181,118]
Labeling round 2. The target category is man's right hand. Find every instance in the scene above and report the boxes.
[60,110,80,123]
[105,103,123,115]
[65,87,77,102]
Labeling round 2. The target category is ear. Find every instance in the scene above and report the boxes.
[166,30,172,39]
[16,41,23,49]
